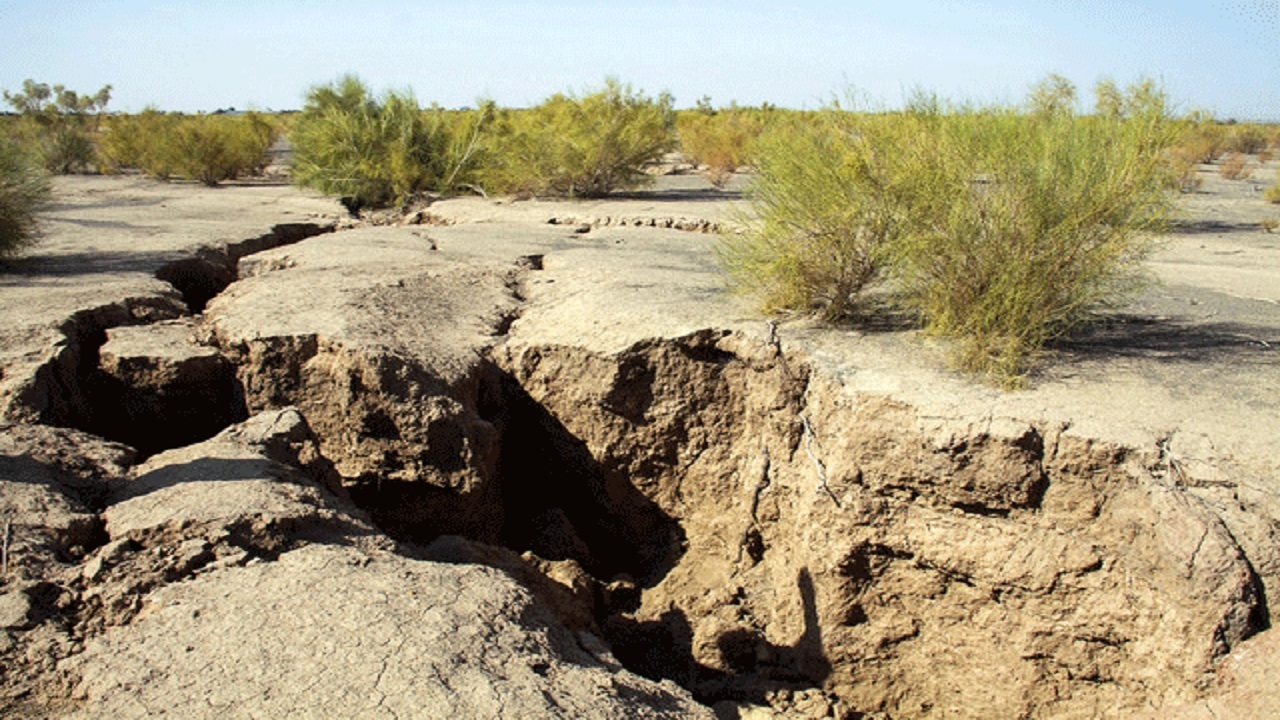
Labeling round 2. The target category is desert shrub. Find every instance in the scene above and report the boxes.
[1218,151,1253,180]
[99,109,178,177]
[1028,74,1078,117]
[2,79,111,174]
[676,106,768,186]
[724,76,1176,385]
[0,138,50,259]
[1265,171,1280,203]
[101,111,278,185]
[479,79,672,197]
[890,102,1176,383]
[1165,146,1204,193]
[1223,124,1271,155]
[290,75,487,210]
[162,114,278,185]
[1172,120,1226,164]
[719,110,910,318]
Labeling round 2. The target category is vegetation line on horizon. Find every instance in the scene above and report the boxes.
[3,74,1279,385]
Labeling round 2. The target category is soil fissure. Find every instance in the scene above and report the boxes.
[26,222,332,456]
[11,223,1275,718]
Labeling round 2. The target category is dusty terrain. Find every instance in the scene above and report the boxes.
[0,162,1277,719]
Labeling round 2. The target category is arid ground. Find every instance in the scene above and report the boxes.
[1,159,1278,718]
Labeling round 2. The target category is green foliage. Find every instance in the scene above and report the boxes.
[1028,73,1077,117]
[101,111,278,185]
[290,75,487,209]
[891,104,1176,383]
[1222,124,1272,155]
[0,138,50,260]
[164,114,278,186]
[676,106,769,186]
[723,76,1177,385]
[2,79,112,174]
[479,79,673,198]
[3,79,112,117]
[99,109,178,178]
[719,110,907,318]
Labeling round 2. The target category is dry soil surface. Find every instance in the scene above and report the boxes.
[0,165,1278,719]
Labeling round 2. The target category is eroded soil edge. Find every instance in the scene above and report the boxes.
[3,226,1278,718]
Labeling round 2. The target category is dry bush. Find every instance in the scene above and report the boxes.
[1172,121,1226,164]
[1164,146,1204,193]
[1265,171,1280,203]
[1218,152,1253,180]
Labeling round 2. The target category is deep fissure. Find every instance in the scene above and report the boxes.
[35,222,333,456]
[18,220,1276,718]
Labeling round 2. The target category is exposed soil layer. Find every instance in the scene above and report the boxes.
[28,299,1263,717]
[3,172,1279,718]
[7,221,332,452]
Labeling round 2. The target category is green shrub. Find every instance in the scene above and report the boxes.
[164,114,277,186]
[676,106,768,186]
[0,138,50,259]
[719,110,909,318]
[891,104,1176,383]
[479,79,672,198]
[723,76,1177,385]
[290,75,486,210]
[101,111,278,185]
[1223,124,1271,155]
[2,79,111,174]
[99,109,178,177]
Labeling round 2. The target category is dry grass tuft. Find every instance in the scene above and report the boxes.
[1218,151,1254,180]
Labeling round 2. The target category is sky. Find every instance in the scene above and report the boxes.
[1,1,1277,120]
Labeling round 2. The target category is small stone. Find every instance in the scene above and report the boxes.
[0,590,33,630]
[82,555,106,582]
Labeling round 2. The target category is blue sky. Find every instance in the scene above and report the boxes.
[1,1,1277,120]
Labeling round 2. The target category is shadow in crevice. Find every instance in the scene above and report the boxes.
[1051,315,1277,365]
[0,250,196,283]
[1168,218,1270,235]
[488,371,686,587]
[604,568,832,705]
[618,186,745,203]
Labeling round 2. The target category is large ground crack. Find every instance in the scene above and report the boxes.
[10,220,1275,717]
[21,222,333,456]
